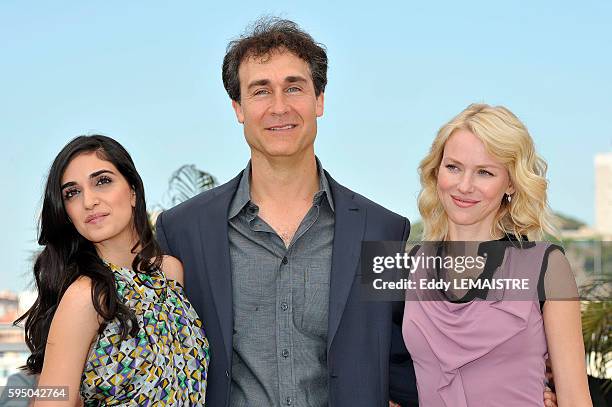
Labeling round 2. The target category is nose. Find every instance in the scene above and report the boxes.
[270,92,289,115]
[82,188,100,210]
[457,172,475,194]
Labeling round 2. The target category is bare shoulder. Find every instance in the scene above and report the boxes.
[38,276,101,399]
[51,276,100,337]
[161,255,184,285]
[547,246,570,264]
[59,276,96,312]
[543,246,578,301]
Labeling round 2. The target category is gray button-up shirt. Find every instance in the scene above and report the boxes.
[228,160,335,407]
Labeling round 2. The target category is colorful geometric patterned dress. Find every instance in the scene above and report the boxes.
[80,263,210,406]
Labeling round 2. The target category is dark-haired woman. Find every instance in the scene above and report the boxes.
[17,135,209,406]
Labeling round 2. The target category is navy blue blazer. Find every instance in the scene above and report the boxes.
[155,170,418,406]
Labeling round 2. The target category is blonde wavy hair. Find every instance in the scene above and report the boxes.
[418,103,558,241]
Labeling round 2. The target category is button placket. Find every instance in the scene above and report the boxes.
[277,250,294,407]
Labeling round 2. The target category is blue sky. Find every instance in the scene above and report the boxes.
[1,1,611,291]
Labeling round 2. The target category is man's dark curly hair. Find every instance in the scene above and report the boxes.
[222,17,328,102]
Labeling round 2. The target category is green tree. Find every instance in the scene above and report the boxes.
[581,275,612,394]
[150,165,217,230]
[165,164,217,206]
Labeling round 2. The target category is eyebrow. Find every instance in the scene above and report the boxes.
[285,75,307,84]
[444,157,502,169]
[246,75,308,90]
[247,79,270,89]
[61,169,116,189]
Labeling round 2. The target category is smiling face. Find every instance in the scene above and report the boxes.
[436,129,514,239]
[231,49,324,161]
[61,151,136,245]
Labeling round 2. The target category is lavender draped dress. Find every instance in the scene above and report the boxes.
[402,242,549,407]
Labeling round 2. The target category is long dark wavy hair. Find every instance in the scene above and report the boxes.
[15,135,162,374]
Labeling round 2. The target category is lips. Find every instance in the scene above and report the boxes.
[265,124,297,131]
[85,213,109,224]
[451,195,480,208]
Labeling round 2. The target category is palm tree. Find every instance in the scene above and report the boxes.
[165,164,217,206]
[149,164,218,229]
[581,274,611,396]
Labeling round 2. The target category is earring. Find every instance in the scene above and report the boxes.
[506,194,512,203]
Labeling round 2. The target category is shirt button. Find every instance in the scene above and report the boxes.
[282,349,289,358]
[286,397,293,405]
[282,256,288,265]
[281,302,288,311]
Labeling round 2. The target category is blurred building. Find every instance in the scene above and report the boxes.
[595,153,612,237]
[0,291,32,386]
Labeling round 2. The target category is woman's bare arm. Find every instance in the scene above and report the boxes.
[543,249,592,407]
[34,277,100,406]
[162,255,184,286]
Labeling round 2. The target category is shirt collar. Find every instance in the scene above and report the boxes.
[228,157,334,220]
[316,157,334,211]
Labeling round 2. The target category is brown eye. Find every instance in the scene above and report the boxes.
[63,188,79,200]
[96,176,113,186]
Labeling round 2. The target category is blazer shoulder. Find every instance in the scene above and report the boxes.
[354,190,406,222]
[330,176,407,223]
[334,181,410,242]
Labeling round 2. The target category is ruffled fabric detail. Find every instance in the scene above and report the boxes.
[404,243,550,406]
[413,300,535,406]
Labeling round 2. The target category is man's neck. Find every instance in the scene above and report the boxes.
[250,151,320,206]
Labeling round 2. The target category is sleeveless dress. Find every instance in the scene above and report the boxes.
[403,242,551,407]
[80,263,210,406]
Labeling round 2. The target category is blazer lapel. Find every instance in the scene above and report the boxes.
[198,173,242,363]
[326,174,366,351]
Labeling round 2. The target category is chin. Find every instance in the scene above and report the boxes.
[262,145,304,158]
[81,225,116,243]
[447,214,482,227]
[86,233,114,244]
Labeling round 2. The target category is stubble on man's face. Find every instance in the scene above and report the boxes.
[231,49,324,161]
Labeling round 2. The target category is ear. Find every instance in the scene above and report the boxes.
[232,100,245,124]
[506,181,515,196]
[131,189,136,208]
[316,92,324,117]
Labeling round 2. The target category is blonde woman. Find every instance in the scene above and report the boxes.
[402,104,591,406]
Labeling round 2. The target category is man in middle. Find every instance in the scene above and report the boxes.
[156,18,418,406]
